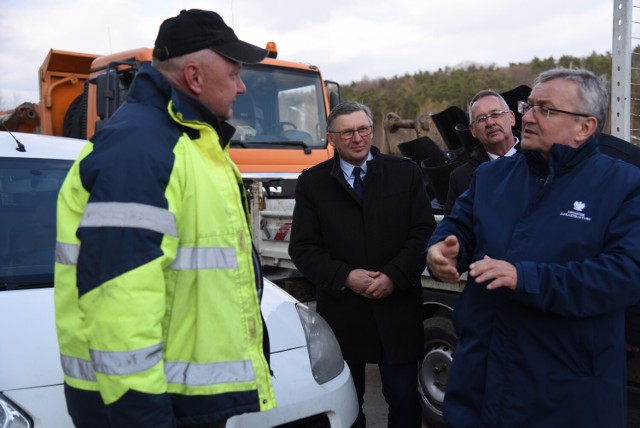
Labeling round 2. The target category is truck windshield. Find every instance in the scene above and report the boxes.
[0,158,71,290]
[229,64,328,149]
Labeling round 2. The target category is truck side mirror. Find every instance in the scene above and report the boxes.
[325,80,341,112]
[95,70,122,121]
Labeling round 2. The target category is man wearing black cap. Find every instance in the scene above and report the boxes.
[55,9,275,428]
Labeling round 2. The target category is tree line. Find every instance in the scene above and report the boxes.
[340,51,614,148]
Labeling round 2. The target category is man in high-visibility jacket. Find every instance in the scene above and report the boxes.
[54,9,276,428]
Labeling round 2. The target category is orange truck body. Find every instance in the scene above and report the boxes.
[37,50,99,137]
[10,46,338,175]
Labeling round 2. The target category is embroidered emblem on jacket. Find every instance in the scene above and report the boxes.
[560,201,591,221]
[573,201,586,212]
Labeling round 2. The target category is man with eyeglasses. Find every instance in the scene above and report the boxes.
[427,68,640,427]
[289,101,436,428]
[444,89,519,214]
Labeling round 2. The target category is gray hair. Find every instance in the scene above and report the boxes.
[327,101,373,132]
[468,89,509,122]
[534,68,608,133]
[152,50,214,82]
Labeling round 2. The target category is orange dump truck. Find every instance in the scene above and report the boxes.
[0,44,341,274]
[2,45,340,175]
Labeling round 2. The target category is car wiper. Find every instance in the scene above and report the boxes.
[230,140,312,153]
[274,141,312,154]
[275,140,308,148]
[0,281,53,291]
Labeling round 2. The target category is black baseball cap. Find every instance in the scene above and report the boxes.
[153,9,268,64]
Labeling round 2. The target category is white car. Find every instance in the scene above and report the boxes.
[0,131,358,428]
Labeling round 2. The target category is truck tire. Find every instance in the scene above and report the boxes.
[63,94,86,139]
[419,315,456,428]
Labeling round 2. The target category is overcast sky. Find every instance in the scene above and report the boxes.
[0,0,614,109]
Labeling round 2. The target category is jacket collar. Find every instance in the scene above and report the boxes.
[523,136,598,177]
[331,146,380,178]
[468,144,491,166]
[128,63,236,146]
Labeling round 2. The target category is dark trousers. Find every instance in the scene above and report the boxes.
[65,384,111,428]
[64,383,225,428]
[348,361,422,428]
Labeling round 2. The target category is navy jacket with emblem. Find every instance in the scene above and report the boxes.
[430,136,640,427]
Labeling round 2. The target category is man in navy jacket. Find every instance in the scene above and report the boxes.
[427,68,640,427]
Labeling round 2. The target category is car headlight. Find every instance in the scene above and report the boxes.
[0,394,32,428]
[296,303,345,384]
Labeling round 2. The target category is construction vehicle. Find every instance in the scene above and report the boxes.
[0,44,340,176]
[0,44,340,278]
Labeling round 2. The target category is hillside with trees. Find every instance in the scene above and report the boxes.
[340,51,613,151]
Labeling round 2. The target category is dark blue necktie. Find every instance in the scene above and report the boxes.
[353,166,364,200]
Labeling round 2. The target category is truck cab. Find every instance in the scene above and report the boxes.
[6,45,338,179]
[76,46,338,177]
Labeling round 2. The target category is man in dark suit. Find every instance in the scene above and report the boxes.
[445,89,519,214]
[288,101,436,428]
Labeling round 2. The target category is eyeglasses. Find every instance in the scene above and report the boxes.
[470,110,510,126]
[517,101,591,119]
[328,126,373,140]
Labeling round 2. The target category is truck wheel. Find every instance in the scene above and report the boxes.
[419,316,456,428]
[63,94,86,139]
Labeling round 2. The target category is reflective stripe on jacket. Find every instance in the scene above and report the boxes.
[54,63,275,425]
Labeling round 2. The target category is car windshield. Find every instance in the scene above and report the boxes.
[0,157,71,290]
[228,64,328,149]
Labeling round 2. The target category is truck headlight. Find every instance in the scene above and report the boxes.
[296,303,345,384]
[0,394,32,428]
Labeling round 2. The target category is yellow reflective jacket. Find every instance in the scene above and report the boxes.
[54,64,275,426]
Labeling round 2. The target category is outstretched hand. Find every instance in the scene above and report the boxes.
[427,235,461,283]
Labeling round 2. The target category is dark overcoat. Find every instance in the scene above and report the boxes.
[288,148,436,363]
[445,144,490,214]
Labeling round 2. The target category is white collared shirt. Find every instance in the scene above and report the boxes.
[487,137,519,160]
[340,153,373,187]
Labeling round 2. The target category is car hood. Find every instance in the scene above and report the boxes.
[0,281,307,391]
[260,279,308,353]
[0,288,62,391]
